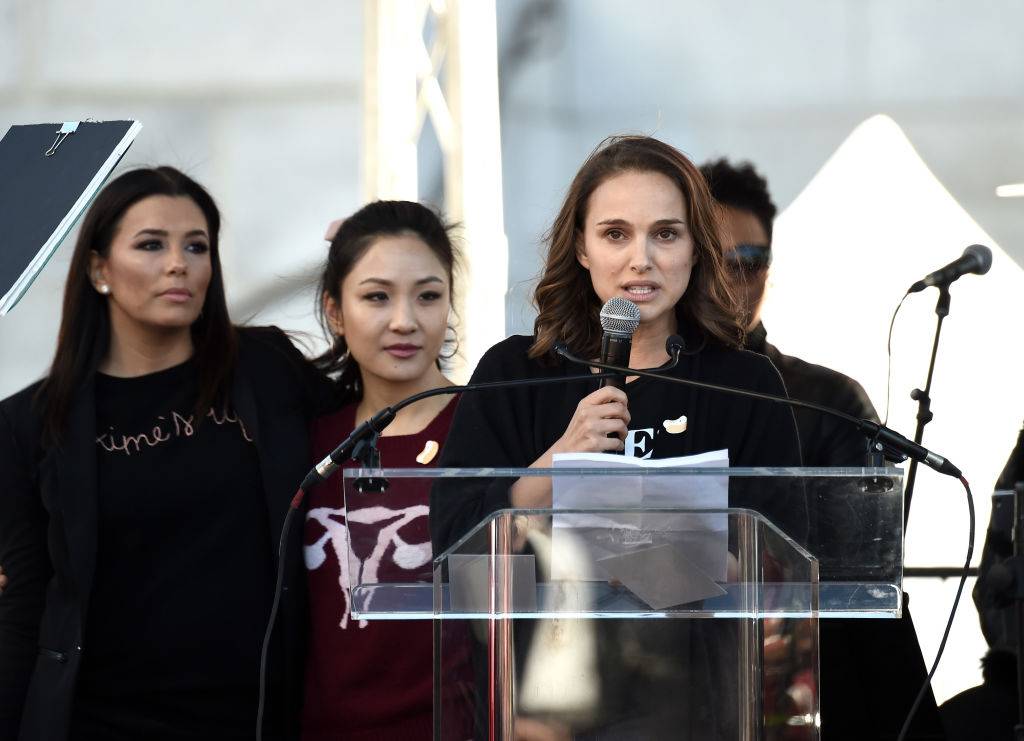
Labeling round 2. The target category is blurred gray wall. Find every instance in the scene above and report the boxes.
[0,0,364,396]
[4,0,1022,396]
[497,0,1024,334]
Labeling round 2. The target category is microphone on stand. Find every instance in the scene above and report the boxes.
[902,244,991,522]
[598,297,641,391]
[908,244,992,293]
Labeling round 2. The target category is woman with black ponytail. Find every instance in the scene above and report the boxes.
[300,200,472,740]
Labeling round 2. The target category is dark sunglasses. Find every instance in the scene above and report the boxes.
[724,243,772,271]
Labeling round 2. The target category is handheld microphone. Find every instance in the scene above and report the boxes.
[598,297,641,390]
[908,244,992,293]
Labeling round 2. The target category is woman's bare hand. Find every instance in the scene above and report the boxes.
[510,386,631,510]
[552,386,630,454]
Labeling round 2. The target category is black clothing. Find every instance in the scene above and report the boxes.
[747,323,944,740]
[72,360,272,738]
[430,333,804,554]
[958,424,1024,740]
[745,322,877,467]
[430,333,803,738]
[995,424,1024,490]
[940,649,1018,741]
[0,327,332,741]
[974,423,1024,653]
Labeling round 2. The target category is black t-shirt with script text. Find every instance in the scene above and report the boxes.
[72,360,275,740]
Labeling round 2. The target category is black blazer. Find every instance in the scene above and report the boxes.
[0,326,329,741]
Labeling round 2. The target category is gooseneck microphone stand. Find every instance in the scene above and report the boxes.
[257,347,687,739]
[258,340,967,739]
[553,344,962,479]
[903,284,952,524]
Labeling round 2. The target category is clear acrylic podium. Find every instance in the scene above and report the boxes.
[342,467,903,740]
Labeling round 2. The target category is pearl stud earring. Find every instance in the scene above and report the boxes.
[98,284,110,295]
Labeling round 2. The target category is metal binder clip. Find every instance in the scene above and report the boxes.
[44,121,80,157]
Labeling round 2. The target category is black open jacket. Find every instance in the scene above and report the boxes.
[746,323,944,740]
[0,327,332,741]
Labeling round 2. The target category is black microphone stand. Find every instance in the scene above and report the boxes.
[257,345,686,738]
[259,339,963,738]
[903,284,951,525]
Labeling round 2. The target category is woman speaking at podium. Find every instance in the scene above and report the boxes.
[0,167,329,740]
[430,135,805,738]
[431,135,803,548]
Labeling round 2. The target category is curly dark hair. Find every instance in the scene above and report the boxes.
[699,158,777,244]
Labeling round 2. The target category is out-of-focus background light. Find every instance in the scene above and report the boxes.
[996,183,1024,198]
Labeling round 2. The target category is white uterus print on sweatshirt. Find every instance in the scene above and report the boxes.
[305,504,431,629]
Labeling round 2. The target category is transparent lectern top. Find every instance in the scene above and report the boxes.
[340,467,903,621]
[435,508,820,619]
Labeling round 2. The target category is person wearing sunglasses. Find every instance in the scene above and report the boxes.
[701,158,944,740]
[700,158,875,468]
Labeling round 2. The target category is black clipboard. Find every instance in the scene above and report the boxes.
[0,119,142,315]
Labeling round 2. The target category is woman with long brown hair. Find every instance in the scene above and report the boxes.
[431,134,801,548]
[429,135,804,739]
[0,167,328,741]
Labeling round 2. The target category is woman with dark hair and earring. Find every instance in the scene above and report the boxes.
[430,135,804,738]
[300,200,472,740]
[0,167,329,741]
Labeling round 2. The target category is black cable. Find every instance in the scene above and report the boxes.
[266,352,686,735]
[555,345,963,479]
[303,340,687,490]
[883,291,910,427]
[256,490,304,740]
[555,344,864,426]
[896,475,976,741]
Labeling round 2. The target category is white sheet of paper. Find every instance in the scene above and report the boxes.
[550,449,730,584]
[552,449,729,524]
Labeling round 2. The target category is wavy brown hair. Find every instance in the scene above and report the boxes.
[530,135,742,360]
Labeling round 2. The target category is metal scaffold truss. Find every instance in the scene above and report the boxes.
[364,0,509,381]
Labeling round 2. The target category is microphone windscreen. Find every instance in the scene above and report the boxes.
[599,297,641,335]
[665,334,686,355]
[965,244,992,275]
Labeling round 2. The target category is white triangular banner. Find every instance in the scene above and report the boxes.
[762,114,1024,701]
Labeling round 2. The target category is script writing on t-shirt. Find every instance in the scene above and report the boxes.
[95,406,254,456]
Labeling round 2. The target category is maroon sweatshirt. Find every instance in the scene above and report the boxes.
[301,397,473,741]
